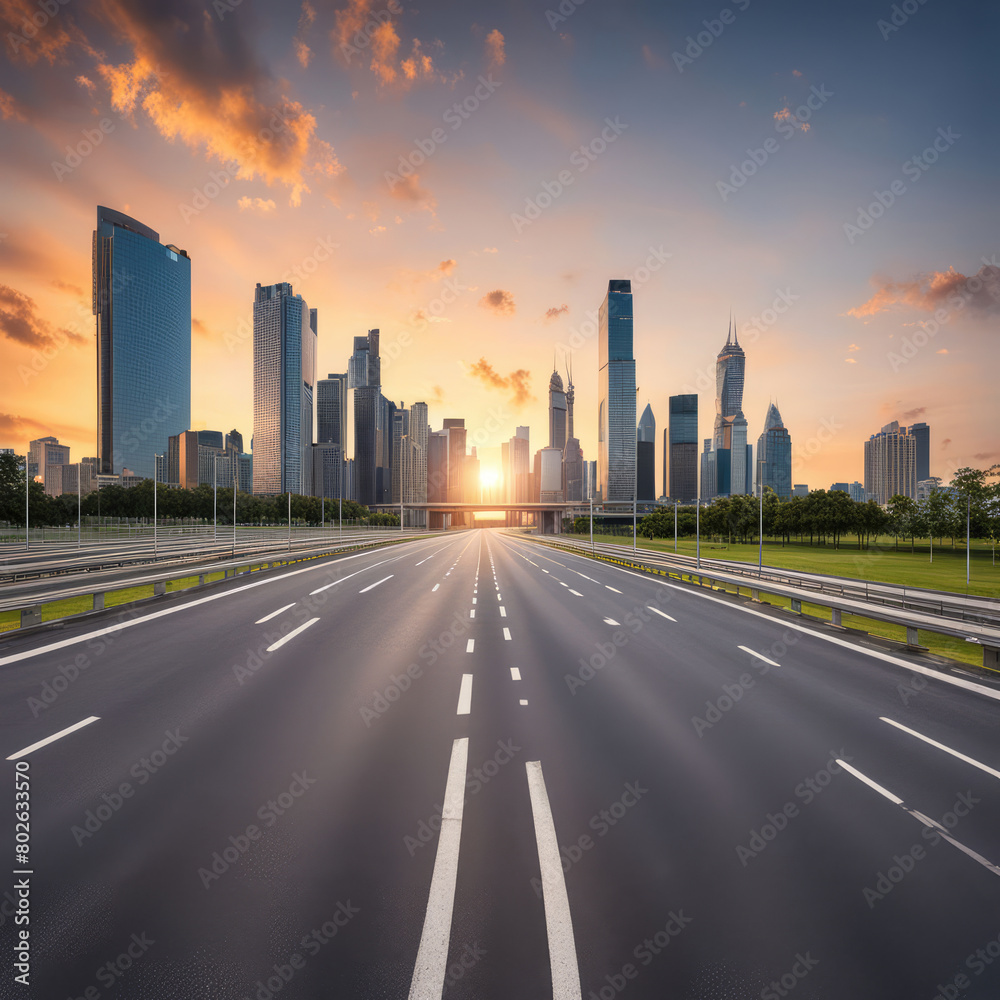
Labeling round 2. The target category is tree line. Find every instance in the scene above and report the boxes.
[0,453,400,527]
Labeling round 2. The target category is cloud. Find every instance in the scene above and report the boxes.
[973,452,999,461]
[369,225,386,234]
[0,284,83,348]
[50,278,83,296]
[901,406,926,420]
[388,172,436,213]
[430,384,444,404]
[75,74,96,94]
[436,259,456,276]
[544,304,569,321]
[847,343,859,352]
[0,412,90,443]
[88,0,338,206]
[0,87,24,121]
[294,1,315,67]
[192,317,210,338]
[237,196,277,213]
[792,69,803,77]
[936,348,949,354]
[482,247,498,253]
[773,106,810,132]
[485,28,505,67]
[467,358,533,407]
[844,358,856,364]
[479,289,515,316]
[848,264,1000,318]
[941,438,951,449]
[0,0,83,65]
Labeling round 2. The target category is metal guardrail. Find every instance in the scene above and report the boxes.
[520,534,1000,672]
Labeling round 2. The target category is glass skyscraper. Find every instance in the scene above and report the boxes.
[93,206,191,478]
[252,282,317,495]
[317,373,348,447]
[597,279,636,503]
[549,370,568,449]
[668,394,698,502]
[756,403,792,499]
[908,421,930,482]
[710,320,748,497]
[637,403,656,501]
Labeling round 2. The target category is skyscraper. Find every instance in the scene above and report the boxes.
[351,331,392,506]
[252,282,317,495]
[637,403,656,501]
[317,373,348,447]
[668,394,698,502]
[391,404,409,504]
[549,370,568,449]
[597,279,636,503]
[864,421,917,504]
[909,421,930,482]
[756,403,792,499]
[348,330,381,389]
[701,439,716,500]
[710,319,747,497]
[29,437,70,496]
[404,401,429,526]
[93,206,191,478]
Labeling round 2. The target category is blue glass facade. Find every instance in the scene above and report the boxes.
[94,207,191,478]
[598,280,636,503]
[668,394,698,501]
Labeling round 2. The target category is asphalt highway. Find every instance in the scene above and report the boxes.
[1,528,998,998]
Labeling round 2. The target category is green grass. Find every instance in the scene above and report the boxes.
[583,532,999,598]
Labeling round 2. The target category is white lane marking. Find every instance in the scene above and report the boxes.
[310,557,396,594]
[837,759,1000,877]
[359,575,394,594]
[472,598,477,605]
[603,618,620,626]
[432,584,440,592]
[574,572,597,582]
[6,716,100,760]
[520,699,529,706]
[605,586,623,593]
[879,718,1000,781]
[255,603,296,624]
[408,738,470,998]
[469,609,476,619]
[559,582,569,588]
[466,639,475,653]
[541,569,550,574]
[569,590,583,597]
[503,628,512,641]
[457,675,474,715]
[497,594,502,601]
[525,761,583,1000]
[647,606,677,622]
[500,607,507,617]
[737,645,781,667]
[511,668,521,680]
[266,617,320,652]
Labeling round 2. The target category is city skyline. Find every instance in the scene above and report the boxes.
[0,1,995,493]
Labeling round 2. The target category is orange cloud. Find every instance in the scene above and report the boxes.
[295,1,315,67]
[544,304,569,321]
[848,264,1000,318]
[0,284,84,347]
[0,0,82,65]
[436,259,456,276]
[0,86,24,121]
[485,28,505,68]
[479,289,515,316]
[773,106,810,132]
[467,358,533,407]
[237,196,277,213]
[389,172,436,213]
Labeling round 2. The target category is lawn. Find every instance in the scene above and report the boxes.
[581,532,999,598]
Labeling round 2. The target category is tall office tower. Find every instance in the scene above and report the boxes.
[587,461,597,500]
[864,421,917,504]
[549,370,568,449]
[403,401,429,526]
[668,394,698,502]
[701,439,716,500]
[908,421,930,482]
[539,446,565,501]
[427,430,449,503]
[465,447,481,502]
[597,279,636,502]
[348,330,381,389]
[501,441,511,502]
[443,419,467,503]
[312,443,343,500]
[28,437,70,495]
[510,428,531,504]
[93,206,191,478]
[252,282,317,495]
[730,415,749,496]
[713,319,746,447]
[391,404,410,503]
[637,403,656,501]
[566,360,576,441]
[563,437,584,502]
[756,403,792,499]
[353,386,382,505]
[317,373,349,447]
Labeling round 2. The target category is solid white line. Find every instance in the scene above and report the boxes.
[457,674,474,715]
[879,717,1000,781]
[266,617,320,652]
[6,716,101,760]
[500,607,507,617]
[255,603,295,624]
[408,738,470,998]
[525,761,583,1000]
[520,699,529,706]
[569,590,583,597]
[503,628,512,641]
[605,586,622,593]
[603,618,620,626]
[511,667,521,680]
[359,575,394,594]
[466,639,475,653]
[836,760,904,805]
[432,584,440,592]
[738,645,781,667]
[470,610,476,619]
[647,606,676,622]
[311,557,395,594]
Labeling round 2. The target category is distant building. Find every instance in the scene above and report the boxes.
[317,373,348,448]
[864,421,916,504]
[637,403,656,502]
[312,443,343,500]
[710,319,748,497]
[563,437,584,502]
[831,481,865,502]
[549,370,568,450]
[700,439,716,501]
[909,421,930,482]
[756,403,792,499]
[791,484,809,498]
[29,437,70,496]
[539,447,564,502]
[667,394,698,502]
[917,477,943,501]
[597,279,636,502]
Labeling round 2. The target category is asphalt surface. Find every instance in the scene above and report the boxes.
[1,528,999,999]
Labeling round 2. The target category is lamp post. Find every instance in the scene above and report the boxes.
[288,490,292,552]
[590,496,594,554]
[696,497,701,570]
[674,500,678,553]
[153,461,158,558]
[77,462,82,549]
[758,460,765,578]
[339,454,343,543]
[24,451,29,551]
[966,494,971,590]
[213,455,218,542]
[232,463,237,559]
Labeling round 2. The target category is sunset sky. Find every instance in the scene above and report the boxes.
[0,0,996,492]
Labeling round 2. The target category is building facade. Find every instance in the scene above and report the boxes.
[637,403,656,501]
[909,421,930,483]
[864,421,917,504]
[756,403,792,499]
[667,394,698,502]
[597,279,636,503]
[317,373,348,448]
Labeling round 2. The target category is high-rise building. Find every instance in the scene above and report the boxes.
[508,427,531,504]
[637,403,656,501]
[93,206,191,478]
[864,421,917,504]
[791,484,809,498]
[563,437,584,502]
[709,320,747,498]
[312,443,343,500]
[831,481,865,502]
[756,403,792,499]
[539,447,564,502]
[391,404,410,504]
[909,422,930,482]
[348,330,381,389]
[700,439,716,500]
[549,370,568,450]
[403,401,429,526]
[427,430,449,503]
[354,386,386,505]
[317,373,348,447]
[252,282,317,495]
[443,419,467,504]
[667,394,698,502]
[566,363,576,441]
[597,279,636,503]
[29,437,69,496]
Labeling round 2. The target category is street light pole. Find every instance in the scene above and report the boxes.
[77,462,82,549]
[24,451,28,551]
[674,500,678,553]
[758,462,764,578]
[213,455,217,542]
[696,497,701,570]
[967,495,971,589]
[232,464,237,559]
[339,454,343,543]
[590,496,594,554]
[153,462,158,558]
[288,490,292,552]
